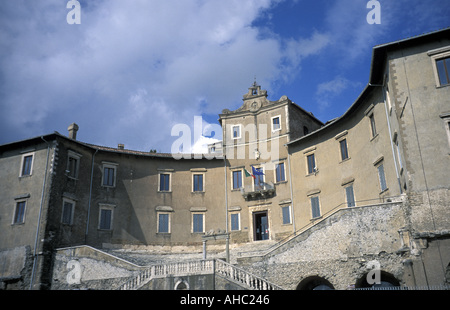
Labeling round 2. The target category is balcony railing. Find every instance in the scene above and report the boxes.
[240,182,275,200]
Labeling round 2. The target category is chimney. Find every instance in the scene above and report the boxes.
[68,123,79,140]
[118,144,124,150]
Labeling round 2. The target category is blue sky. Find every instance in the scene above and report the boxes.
[1,0,449,153]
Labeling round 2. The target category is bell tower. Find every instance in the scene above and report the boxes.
[243,80,267,101]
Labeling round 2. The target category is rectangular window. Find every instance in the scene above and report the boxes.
[102,162,117,187]
[232,125,241,139]
[20,154,33,176]
[232,170,242,189]
[345,185,356,208]
[377,164,388,192]
[281,206,291,225]
[192,213,204,233]
[369,114,377,138]
[307,154,316,174]
[310,196,321,219]
[158,213,170,233]
[436,57,450,86]
[67,157,78,178]
[275,162,286,182]
[67,151,81,179]
[230,213,240,231]
[99,208,113,230]
[159,173,170,192]
[61,199,75,225]
[13,201,26,224]
[272,116,281,131]
[103,167,114,186]
[193,174,204,192]
[340,139,349,161]
[443,118,450,148]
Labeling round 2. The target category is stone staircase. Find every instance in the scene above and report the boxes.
[115,259,215,290]
[114,258,283,290]
[214,259,284,290]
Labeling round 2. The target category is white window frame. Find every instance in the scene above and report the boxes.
[191,212,205,233]
[157,212,171,234]
[192,172,205,193]
[101,162,118,188]
[158,170,173,192]
[274,161,286,183]
[339,138,349,161]
[231,169,243,190]
[12,200,27,224]
[374,161,388,193]
[369,113,377,138]
[271,115,281,132]
[61,198,76,225]
[440,113,450,149]
[281,205,292,225]
[306,153,317,175]
[428,46,450,88]
[19,152,35,177]
[67,150,82,179]
[231,125,241,140]
[98,204,115,230]
[230,212,240,231]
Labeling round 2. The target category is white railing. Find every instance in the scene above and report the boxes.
[116,258,284,290]
[116,259,214,290]
[215,259,284,290]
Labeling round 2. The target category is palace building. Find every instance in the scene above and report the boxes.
[1,28,449,290]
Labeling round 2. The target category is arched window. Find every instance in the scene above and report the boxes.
[296,276,334,290]
[355,270,400,289]
[174,279,189,290]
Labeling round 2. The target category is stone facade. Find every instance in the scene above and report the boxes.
[1,28,449,290]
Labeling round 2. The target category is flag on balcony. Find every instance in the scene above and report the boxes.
[244,168,255,179]
[252,166,264,176]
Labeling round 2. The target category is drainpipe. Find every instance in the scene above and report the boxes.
[286,144,296,232]
[30,136,51,290]
[85,148,98,244]
[223,155,230,263]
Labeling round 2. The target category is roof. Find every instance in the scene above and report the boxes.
[288,27,450,147]
[369,27,450,84]
[0,131,221,160]
[287,84,372,146]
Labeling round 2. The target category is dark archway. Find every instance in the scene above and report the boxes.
[355,270,400,289]
[296,276,335,290]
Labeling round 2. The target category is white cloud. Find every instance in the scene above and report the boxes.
[0,0,340,152]
[315,76,362,113]
[190,136,221,154]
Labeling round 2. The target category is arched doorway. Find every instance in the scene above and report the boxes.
[296,276,335,290]
[174,279,190,290]
[355,270,400,289]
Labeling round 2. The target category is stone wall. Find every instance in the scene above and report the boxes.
[237,201,415,290]
[51,246,142,290]
[0,246,33,290]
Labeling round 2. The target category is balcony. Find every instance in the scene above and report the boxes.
[240,182,275,200]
